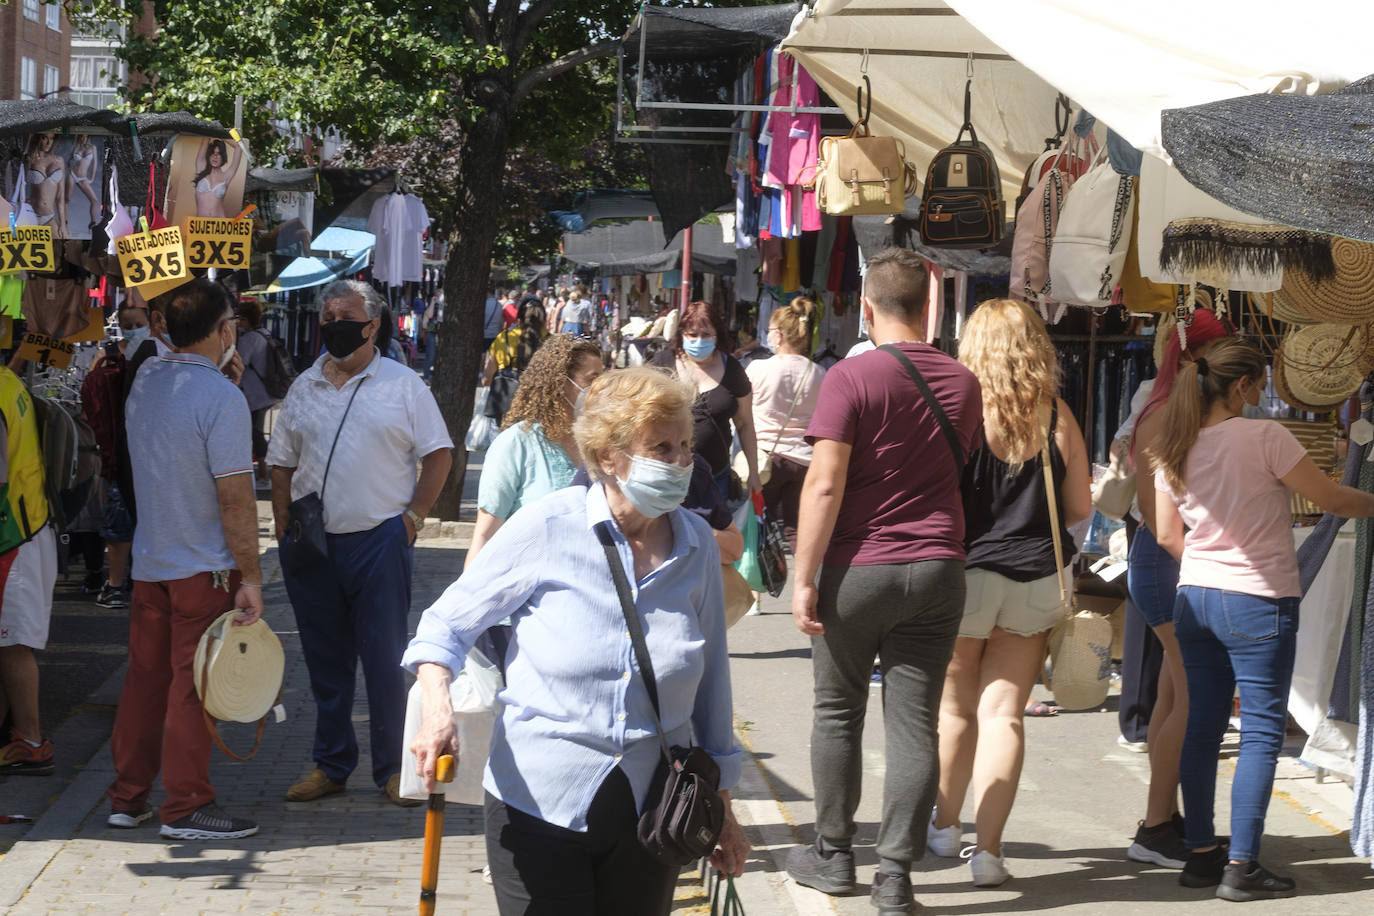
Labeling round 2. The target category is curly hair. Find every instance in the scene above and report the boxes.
[958,299,1061,472]
[502,334,603,445]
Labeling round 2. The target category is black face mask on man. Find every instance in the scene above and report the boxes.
[321,319,372,359]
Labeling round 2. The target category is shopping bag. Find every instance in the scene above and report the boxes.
[399,647,503,804]
[465,386,498,451]
[734,508,763,592]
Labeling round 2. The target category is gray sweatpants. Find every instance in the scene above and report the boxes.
[810,559,965,867]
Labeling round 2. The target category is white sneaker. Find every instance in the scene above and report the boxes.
[927,814,962,857]
[965,847,1011,887]
[1117,734,1149,753]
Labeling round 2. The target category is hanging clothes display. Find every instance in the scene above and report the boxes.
[367,190,430,287]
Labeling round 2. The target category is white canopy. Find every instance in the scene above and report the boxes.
[784,0,1374,199]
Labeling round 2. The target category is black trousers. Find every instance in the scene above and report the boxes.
[1118,515,1164,743]
[484,768,678,916]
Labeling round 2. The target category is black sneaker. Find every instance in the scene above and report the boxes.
[95,585,127,609]
[82,571,104,593]
[1171,811,1186,837]
[785,840,856,896]
[159,803,258,840]
[1216,862,1297,901]
[107,805,155,829]
[1180,845,1228,888]
[1127,819,1188,869]
[870,872,916,914]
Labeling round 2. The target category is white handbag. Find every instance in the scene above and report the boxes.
[1136,154,1283,292]
[399,647,503,804]
[1048,148,1136,307]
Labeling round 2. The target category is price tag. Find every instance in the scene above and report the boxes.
[16,331,76,370]
[1351,418,1373,447]
[0,226,58,275]
[115,226,189,291]
[183,217,252,270]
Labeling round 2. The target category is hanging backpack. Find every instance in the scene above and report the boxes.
[812,77,920,217]
[252,327,297,402]
[1009,127,1096,307]
[1048,146,1137,307]
[30,392,100,531]
[918,77,1005,249]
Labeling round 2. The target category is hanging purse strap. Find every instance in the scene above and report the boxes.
[594,521,675,767]
[956,78,978,146]
[320,377,365,501]
[1039,403,1073,615]
[766,370,807,461]
[879,344,965,470]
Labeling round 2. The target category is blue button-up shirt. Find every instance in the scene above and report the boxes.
[402,483,741,832]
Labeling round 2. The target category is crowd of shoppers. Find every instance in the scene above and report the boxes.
[0,248,1352,914]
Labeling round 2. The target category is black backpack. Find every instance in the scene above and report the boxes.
[918,78,1005,249]
[253,328,297,401]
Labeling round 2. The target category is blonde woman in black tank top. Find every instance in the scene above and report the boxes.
[930,299,1092,887]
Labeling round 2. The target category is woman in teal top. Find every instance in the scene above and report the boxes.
[467,335,605,568]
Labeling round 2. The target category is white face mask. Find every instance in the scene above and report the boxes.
[616,454,693,518]
[566,378,589,414]
[217,321,236,369]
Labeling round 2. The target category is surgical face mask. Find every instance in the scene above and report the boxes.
[321,318,372,359]
[767,328,782,351]
[616,454,693,518]
[121,326,149,349]
[216,319,236,369]
[160,332,174,348]
[681,336,716,361]
[566,377,589,414]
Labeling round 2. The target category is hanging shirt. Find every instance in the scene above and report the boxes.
[367,192,430,287]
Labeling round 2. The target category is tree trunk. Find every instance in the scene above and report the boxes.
[430,91,512,520]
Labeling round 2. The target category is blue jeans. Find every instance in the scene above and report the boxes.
[280,514,415,787]
[1173,585,1299,861]
[1127,523,1180,629]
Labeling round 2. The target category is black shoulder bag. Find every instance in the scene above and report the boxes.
[282,378,365,576]
[594,522,726,866]
[879,344,966,470]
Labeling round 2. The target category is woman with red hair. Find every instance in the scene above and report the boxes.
[1124,307,1233,870]
[651,301,762,499]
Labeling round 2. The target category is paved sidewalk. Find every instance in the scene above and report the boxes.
[1,481,1368,913]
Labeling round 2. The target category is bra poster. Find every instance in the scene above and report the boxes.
[4,133,106,241]
[164,134,249,227]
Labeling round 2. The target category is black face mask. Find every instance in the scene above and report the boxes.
[321,319,372,359]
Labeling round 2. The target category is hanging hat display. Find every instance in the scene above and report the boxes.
[1273,237,1374,326]
[1276,324,1366,409]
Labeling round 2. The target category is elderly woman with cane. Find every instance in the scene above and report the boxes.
[404,367,749,915]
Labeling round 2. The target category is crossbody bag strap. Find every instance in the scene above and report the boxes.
[879,344,965,469]
[1039,403,1072,612]
[320,377,366,501]
[594,521,675,766]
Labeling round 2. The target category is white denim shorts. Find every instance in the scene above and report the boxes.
[960,566,1067,639]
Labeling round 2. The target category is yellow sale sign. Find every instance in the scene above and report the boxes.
[116,226,189,291]
[184,216,252,270]
[0,226,58,275]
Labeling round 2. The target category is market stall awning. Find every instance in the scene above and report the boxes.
[784,0,1374,208]
[261,248,372,294]
[550,190,660,233]
[562,220,735,276]
[623,3,802,59]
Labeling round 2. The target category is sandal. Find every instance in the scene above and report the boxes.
[1024,700,1059,717]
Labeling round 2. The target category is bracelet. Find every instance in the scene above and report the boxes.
[241,582,263,590]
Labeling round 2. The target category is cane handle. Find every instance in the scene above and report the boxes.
[436,754,455,784]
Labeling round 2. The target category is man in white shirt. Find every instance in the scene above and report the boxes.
[267,279,453,807]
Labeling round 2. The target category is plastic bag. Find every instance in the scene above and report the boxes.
[465,387,499,451]
[734,507,764,592]
[399,647,503,803]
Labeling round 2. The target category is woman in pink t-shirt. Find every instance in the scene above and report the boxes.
[1149,339,1374,901]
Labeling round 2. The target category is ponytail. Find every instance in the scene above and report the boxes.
[516,302,547,369]
[774,296,816,353]
[1145,338,1266,494]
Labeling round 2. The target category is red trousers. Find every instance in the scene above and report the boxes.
[108,571,238,824]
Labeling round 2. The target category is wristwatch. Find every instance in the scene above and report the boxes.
[406,509,425,533]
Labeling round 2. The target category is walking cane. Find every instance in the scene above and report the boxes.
[419,753,455,916]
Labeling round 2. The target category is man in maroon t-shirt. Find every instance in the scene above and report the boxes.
[784,248,983,913]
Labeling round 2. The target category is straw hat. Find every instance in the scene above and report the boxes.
[194,611,285,723]
[1277,324,1366,409]
[1274,238,1374,326]
[1264,291,1317,326]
